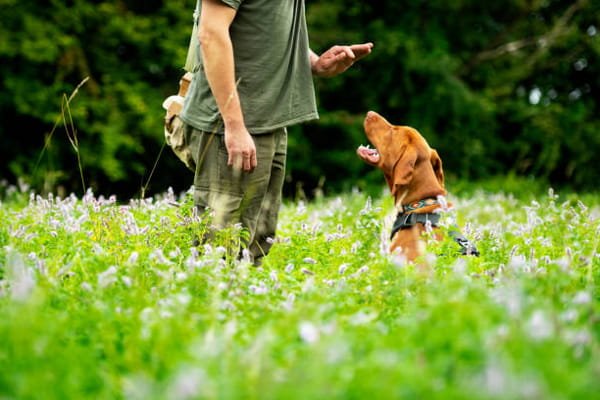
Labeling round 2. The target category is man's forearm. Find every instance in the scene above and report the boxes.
[199,20,245,130]
[196,0,257,171]
[309,49,320,73]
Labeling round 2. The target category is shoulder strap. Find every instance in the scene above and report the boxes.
[184,0,201,72]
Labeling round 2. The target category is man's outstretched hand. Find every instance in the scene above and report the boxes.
[311,42,374,78]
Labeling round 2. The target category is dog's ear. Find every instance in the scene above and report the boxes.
[430,149,444,187]
[386,144,417,197]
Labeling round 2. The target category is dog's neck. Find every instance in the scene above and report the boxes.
[392,180,446,212]
[394,190,409,211]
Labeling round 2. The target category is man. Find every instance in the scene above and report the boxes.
[180,0,373,264]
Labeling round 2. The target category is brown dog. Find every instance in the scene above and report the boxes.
[357,111,478,261]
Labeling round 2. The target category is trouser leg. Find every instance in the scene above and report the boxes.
[249,129,287,262]
[189,125,286,259]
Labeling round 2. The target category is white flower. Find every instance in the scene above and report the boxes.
[299,321,319,344]
[508,254,528,273]
[437,195,449,211]
[563,329,591,346]
[249,283,268,295]
[241,248,252,263]
[483,362,506,395]
[5,250,36,301]
[359,197,372,214]
[572,291,592,305]
[559,309,578,323]
[98,266,118,288]
[166,367,206,400]
[311,222,322,234]
[491,285,522,318]
[93,243,105,255]
[391,252,407,267]
[357,265,369,274]
[282,293,295,311]
[526,310,553,340]
[127,251,139,265]
[150,249,174,266]
[349,310,378,326]
[452,258,468,275]
[350,241,362,253]
[121,276,132,287]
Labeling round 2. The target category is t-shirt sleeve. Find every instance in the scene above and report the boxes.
[219,0,242,9]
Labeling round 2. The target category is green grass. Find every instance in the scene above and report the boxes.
[0,181,598,399]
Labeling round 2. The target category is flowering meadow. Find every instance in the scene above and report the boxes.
[0,180,598,399]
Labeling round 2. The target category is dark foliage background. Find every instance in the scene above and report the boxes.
[0,0,598,199]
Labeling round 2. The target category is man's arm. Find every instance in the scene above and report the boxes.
[310,43,374,78]
[199,0,256,172]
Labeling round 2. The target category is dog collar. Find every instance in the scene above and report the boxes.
[402,197,440,213]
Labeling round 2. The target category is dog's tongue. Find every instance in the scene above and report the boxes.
[356,145,380,164]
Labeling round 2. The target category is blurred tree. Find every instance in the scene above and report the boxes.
[303,0,600,193]
[0,0,193,197]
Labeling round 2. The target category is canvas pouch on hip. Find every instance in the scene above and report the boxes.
[162,72,196,172]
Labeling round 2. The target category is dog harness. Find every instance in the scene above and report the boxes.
[390,198,480,256]
[390,211,441,239]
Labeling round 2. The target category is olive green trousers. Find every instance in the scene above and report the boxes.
[185,123,287,262]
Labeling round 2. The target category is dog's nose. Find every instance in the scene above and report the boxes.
[365,111,381,120]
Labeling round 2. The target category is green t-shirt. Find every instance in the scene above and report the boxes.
[180,0,318,134]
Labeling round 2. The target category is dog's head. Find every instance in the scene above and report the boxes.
[357,111,446,205]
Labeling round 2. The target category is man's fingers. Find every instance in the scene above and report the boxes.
[336,51,354,63]
[224,129,257,171]
[350,43,374,60]
[240,152,257,172]
[350,42,373,51]
[324,52,352,70]
[330,46,355,61]
[335,52,354,70]
[342,46,356,59]
[328,43,373,62]
[227,152,247,171]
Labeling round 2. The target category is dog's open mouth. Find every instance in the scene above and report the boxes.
[356,144,380,165]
